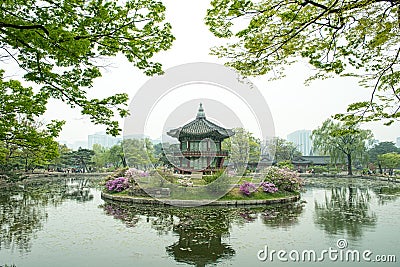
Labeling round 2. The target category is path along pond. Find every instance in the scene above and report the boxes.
[0,176,399,267]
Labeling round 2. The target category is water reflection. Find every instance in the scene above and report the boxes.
[2,176,399,266]
[314,186,377,240]
[0,178,96,253]
[0,190,47,253]
[261,202,305,228]
[375,186,400,205]
[101,201,305,266]
[166,209,234,267]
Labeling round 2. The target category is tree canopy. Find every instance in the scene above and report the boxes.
[378,152,400,175]
[222,128,261,170]
[123,138,155,169]
[206,0,400,125]
[66,148,95,172]
[367,141,399,173]
[266,137,302,163]
[312,119,373,175]
[0,73,63,173]
[0,0,174,135]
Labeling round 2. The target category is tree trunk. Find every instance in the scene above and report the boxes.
[347,153,352,175]
[121,155,127,168]
[81,159,87,173]
[25,158,28,172]
[378,162,383,174]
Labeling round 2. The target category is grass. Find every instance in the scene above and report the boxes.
[220,187,299,201]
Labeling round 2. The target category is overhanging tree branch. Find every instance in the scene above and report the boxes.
[0,22,49,35]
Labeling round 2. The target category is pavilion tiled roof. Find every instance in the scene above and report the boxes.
[167,103,234,141]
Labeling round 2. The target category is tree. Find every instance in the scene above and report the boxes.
[266,137,302,163]
[222,128,261,170]
[0,76,63,173]
[154,142,172,167]
[92,144,110,170]
[368,141,399,174]
[312,119,373,175]
[17,136,59,172]
[206,0,400,125]
[378,152,400,176]
[0,72,64,173]
[0,0,174,135]
[123,138,154,169]
[109,144,127,168]
[0,124,60,173]
[50,144,72,170]
[67,148,95,173]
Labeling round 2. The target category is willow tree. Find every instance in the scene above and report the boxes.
[0,0,174,136]
[312,119,373,175]
[206,0,400,125]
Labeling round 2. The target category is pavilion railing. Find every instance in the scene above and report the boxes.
[170,150,228,157]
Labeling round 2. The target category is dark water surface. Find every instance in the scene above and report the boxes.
[0,177,399,266]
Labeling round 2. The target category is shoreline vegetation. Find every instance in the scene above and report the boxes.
[0,172,108,188]
[1,170,399,188]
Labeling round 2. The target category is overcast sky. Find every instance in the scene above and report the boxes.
[42,0,399,144]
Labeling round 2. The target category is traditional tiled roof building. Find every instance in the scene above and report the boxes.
[167,103,234,174]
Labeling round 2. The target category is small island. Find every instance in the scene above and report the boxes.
[101,166,302,206]
[101,104,302,206]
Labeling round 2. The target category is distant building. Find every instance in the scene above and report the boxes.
[292,155,331,169]
[287,130,312,156]
[291,155,348,172]
[88,132,121,149]
[397,137,400,148]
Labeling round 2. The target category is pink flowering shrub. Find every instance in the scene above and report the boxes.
[239,181,279,196]
[263,166,303,192]
[124,168,149,184]
[104,168,150,193]
[239,181,257,196]
[106,177,129,193]
[125,168,149,178]
[260,181,278,193]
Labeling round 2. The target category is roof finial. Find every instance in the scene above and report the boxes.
[196,103,206,119]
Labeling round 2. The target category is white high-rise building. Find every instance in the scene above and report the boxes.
[287,130,312,156]
[88,132,121,149]
[396,137,400,148]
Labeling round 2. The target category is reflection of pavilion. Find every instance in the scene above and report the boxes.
[166,211,235,267]
[167,103,234,174]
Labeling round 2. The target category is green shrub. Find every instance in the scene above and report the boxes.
[203,169,224,184]
[311,165,329,174]
[277,160,294,170]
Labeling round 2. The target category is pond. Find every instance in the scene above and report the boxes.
[0,176,399,266]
